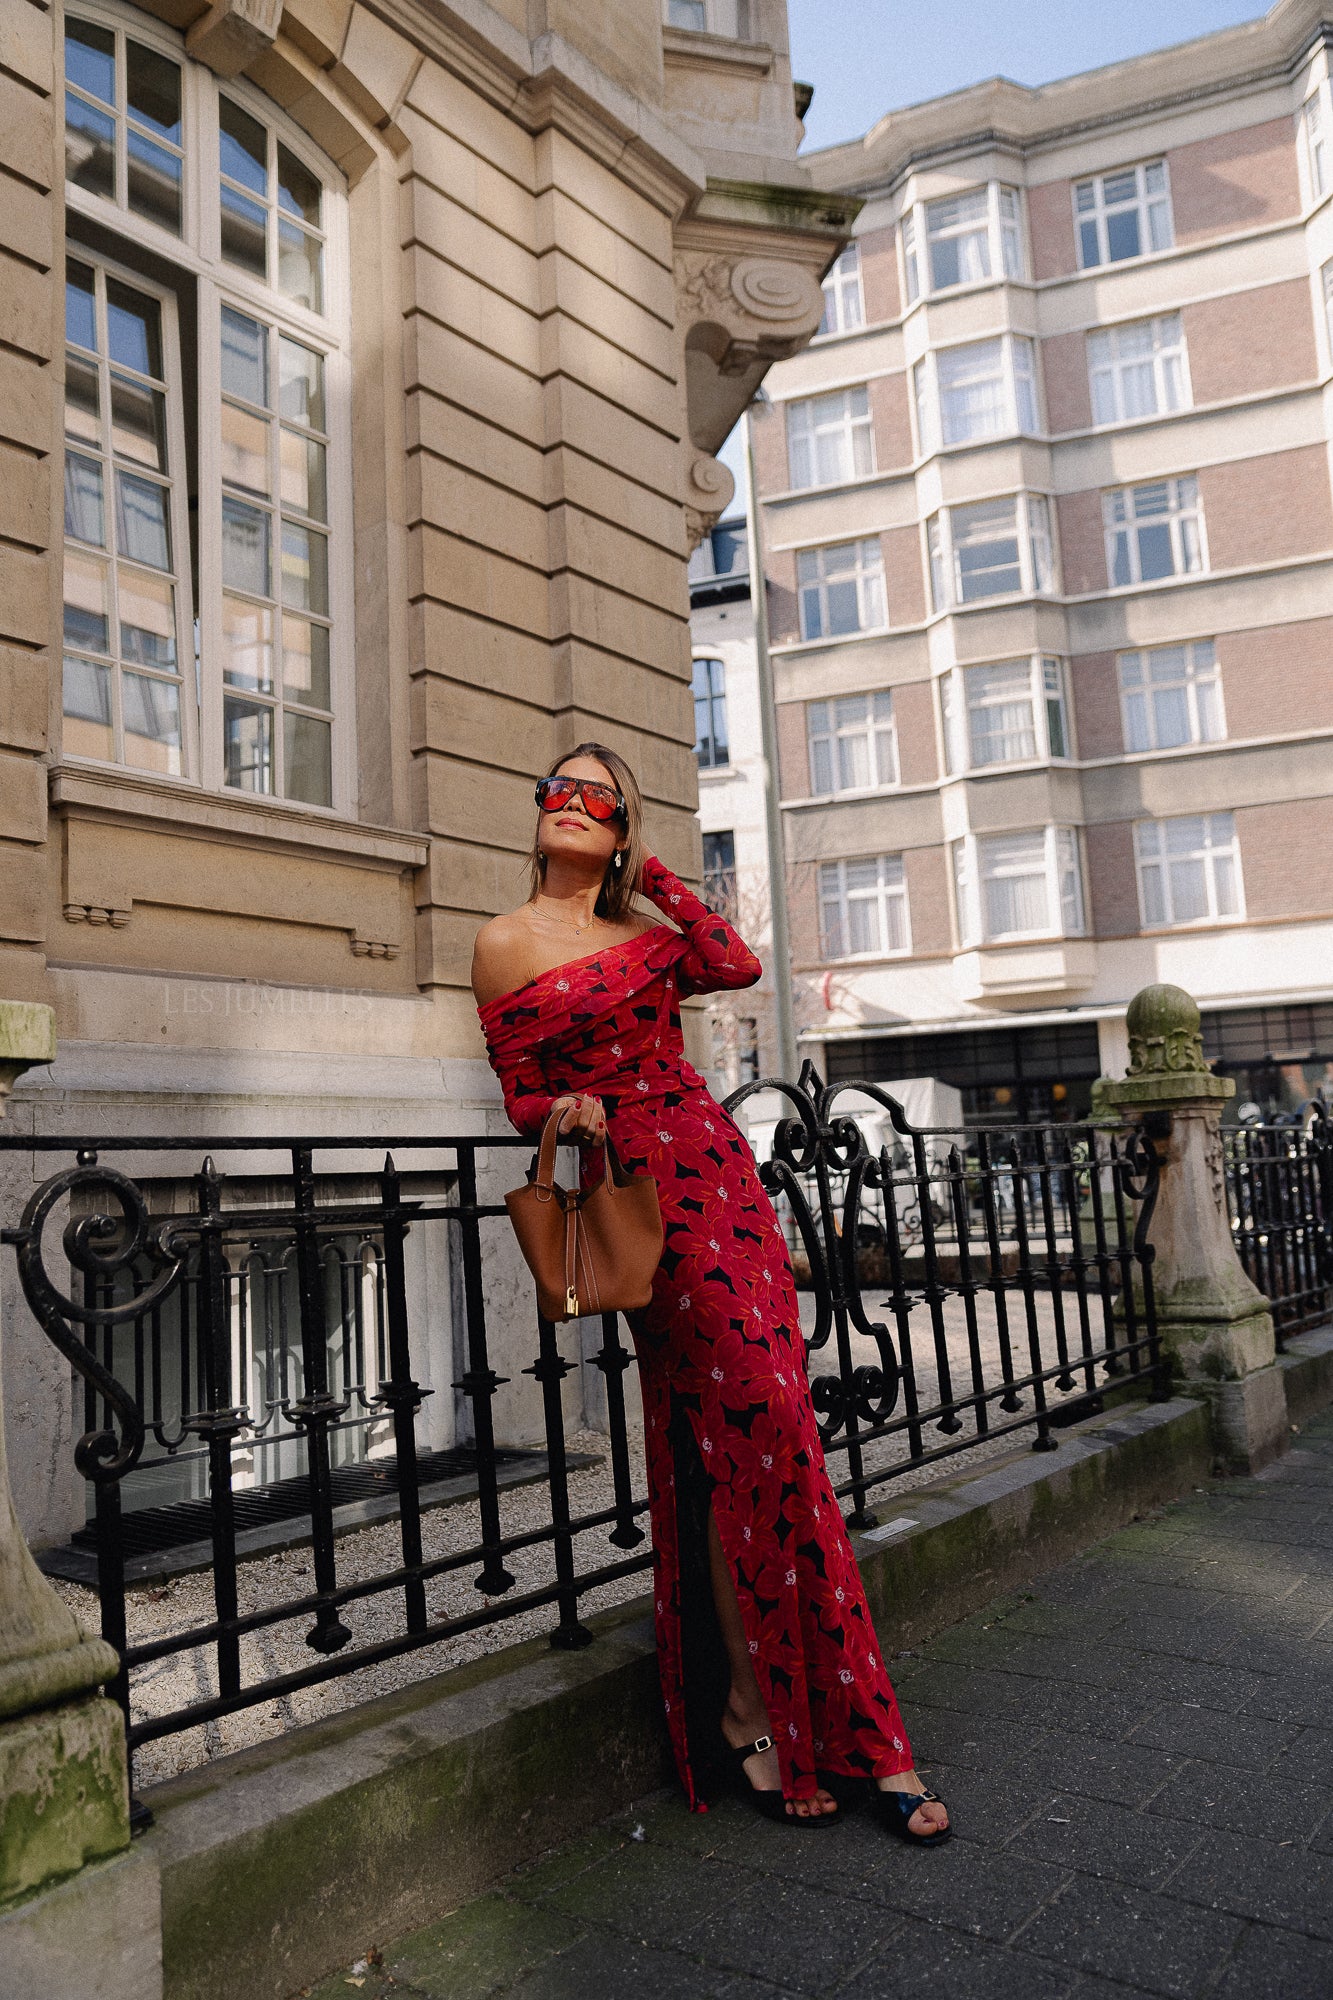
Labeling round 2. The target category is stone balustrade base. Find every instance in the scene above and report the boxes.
[0,1845,162,2000]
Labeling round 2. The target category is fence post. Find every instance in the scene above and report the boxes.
[1094,982,1287,1473]
[0,1000,161,1991]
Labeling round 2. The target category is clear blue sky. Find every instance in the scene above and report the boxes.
[788,1,1270,152]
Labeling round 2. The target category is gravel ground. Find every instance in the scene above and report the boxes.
[55,1290,1124,1790]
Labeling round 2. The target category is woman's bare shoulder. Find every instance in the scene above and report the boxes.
[471,911,536,1007]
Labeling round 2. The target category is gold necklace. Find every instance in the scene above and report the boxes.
[533,899,601,936]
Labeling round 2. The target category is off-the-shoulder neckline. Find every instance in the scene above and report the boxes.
[476,922,676,1017]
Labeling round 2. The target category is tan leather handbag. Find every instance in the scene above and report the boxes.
[505,1108,663,1322]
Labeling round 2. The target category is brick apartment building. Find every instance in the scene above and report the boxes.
[750,0,1333,1125]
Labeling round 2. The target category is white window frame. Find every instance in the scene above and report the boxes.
[1303,85,1331,203]
[913,333,1039,453]
[662,0,752,37]
[62,249,196,780]
[1118,641,1224,754]
[952,828,1085,947]
[900,183,1025,303]
[1321,258,1333,362]
[796,538,886,642]
[1074,160,1173,270]
[1103,476,1205,589]
[942,656,1070,772]
[1088,313,1191,427]
[786,385,875,490]
[818,855,910,960]
[1134,813,1242,929]
[927,493,1055,611]
[61,1,354,812]
[807,690,898,797]
[817,243,864,337]
[691,654,729,770]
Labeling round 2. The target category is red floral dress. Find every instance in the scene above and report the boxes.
[478,856,913,1806]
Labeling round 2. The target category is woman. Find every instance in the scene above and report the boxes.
[472,745,949,1840]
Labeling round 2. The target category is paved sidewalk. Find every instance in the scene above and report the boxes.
[308,1408,1333,2000]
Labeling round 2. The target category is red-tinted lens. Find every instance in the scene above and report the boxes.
[536,777,577,812]
[579,782,621,820]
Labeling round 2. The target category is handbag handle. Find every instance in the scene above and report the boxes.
[532,1106,626,1208]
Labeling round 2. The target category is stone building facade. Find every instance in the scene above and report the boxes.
[0,0,853,1542]
[752,0,1333,1126]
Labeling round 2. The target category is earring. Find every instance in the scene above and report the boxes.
[613,850,624,872]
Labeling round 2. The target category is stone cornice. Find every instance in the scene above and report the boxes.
[807,1,1333,198]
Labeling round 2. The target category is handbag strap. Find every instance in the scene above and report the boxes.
[533,1108,627,1204]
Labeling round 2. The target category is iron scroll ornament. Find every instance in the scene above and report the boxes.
[7,1153,186,1480]
[723,1062,905,1445]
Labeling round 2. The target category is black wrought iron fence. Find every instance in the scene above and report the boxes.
[0,1066,1162,1803]
[1223,1110,1333,1340]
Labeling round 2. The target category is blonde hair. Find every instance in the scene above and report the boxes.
[527,743,644,921]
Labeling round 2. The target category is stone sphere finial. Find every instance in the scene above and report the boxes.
[1125,982,1207,1078]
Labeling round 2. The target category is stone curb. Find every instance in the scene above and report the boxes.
[141,1392,1218,2000]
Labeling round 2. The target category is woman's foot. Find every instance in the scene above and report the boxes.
[721,1696,838,1821]
[876,1769,950,1839]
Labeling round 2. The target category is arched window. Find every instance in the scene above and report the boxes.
[62,3,350,808]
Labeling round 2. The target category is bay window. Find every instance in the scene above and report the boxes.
[819,856,909,960]
[807,691,898,795]
[1074,161,1173,268]
[1118,642,1224,753]
[1135,814,1241,928]
[786,386,874,489]
[62,4,348,808]
[818,244,864,336]
[1088,314,1190,426]
[901,184,1025,302]
[797,538,886,640]
[914,335,1039,452]
[953,829,1085,946]
[1103,477,1205,588]
[1303,87,1330,201]
[943,658,1069,771]
[927,494,1054,609]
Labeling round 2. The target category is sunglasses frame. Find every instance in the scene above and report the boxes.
[535,775,626,823]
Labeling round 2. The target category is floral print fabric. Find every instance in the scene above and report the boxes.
[478,857,913,1804]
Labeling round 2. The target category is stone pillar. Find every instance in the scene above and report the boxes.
[1095,983,1288,1473]
[0,1001,161,1995]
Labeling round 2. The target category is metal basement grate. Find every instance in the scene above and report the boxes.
[68,1444,537,1559]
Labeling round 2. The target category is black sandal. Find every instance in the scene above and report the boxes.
[724,1734,839,1830]
[873,1782,952,1846]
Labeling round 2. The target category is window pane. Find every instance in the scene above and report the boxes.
[63,550,110,652]
[65,18,116,103]
[220,97,267,195]
[222,307,269,407]
[223,697,274,793]
[126,41,181,141]
[1106,208,1142,262]
[1150,685,1190,749]
[65,356,101,443]
[221,403,271,493]
[222,495,271,596]
[119,567,176,666]
[277,144,321,225]
[63,654,114,759]
[127,129,182,233]
[280,429,327,520]
[282,615,330,708]
[64,452,105,546]
[1136,523,1175,581]
[66,263,98,352]
[1168,856,1208,922]
[279,222,322,313]
[281,522,328,614]
[284,711,332,806]
[222,595,273,691]
[221,185,267,277]
[115,470,171,569]
[123,671,181,774]
[279,339,325,429]
[110,373,166,469]
[106,280,163,378]
[65,92,116,200]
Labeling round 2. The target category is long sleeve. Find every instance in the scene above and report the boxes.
[639,854,762,999]
[479,1012,557,1137]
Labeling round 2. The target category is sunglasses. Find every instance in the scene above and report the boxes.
[535,775,626,822]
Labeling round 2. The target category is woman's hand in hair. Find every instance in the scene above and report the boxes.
[554,1094,608,1145]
